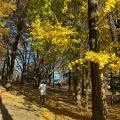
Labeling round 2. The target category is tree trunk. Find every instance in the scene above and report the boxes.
[88,0,110,119]
[48,73,52,85]
[84,67,89,111]
[74,63,82,110]
[8,19,23,81]
[1,60,6,80]
[68,70,72,93]
[109,72,115,106]
[90,63,111,120]
[21,62,26,84]
[8,10,24,81]
[82,67,85,96]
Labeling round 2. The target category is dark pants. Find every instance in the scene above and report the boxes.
[58,83,61,89]
[40,95,45,107]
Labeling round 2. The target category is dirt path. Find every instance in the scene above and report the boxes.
[0,84,70,120]
[1,84,119,120]
[0,86,41,120]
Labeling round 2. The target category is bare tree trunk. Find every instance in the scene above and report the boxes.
[84,67,89,111]
[8,0,25,81]
[27,46,32,72]
[74,63,82,110]
[82,67,85,96]
[1,60,6,80]
[68,70,72,93]
[47,65,52,85]
[100,72,110,119]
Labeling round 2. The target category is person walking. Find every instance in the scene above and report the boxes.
[39,80,47,108]
[58,80,61,89]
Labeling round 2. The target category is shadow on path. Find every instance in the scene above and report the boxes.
[0,99,13,120]
[45,103,90,120]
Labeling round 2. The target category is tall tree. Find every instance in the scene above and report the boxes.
[88,0,110,119]
[6,0,30,81]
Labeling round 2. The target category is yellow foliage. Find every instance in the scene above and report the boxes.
[0,0,16,17]
[68,63,73,70]
[29,15,77,49]
[104,0,120,14]
[62,0,71,13]
[68,58,84,70]
[85,51,111,69]
[0,28,9,36]
[85,51,120,72]
[68,51,120,73]
[104,0,116,14]
[0,0,16,36]
[41,0,52,16]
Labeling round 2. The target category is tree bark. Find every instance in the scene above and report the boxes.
[82,67,85,96]
[88,0,110,119]
[74,63,82,110]
[68,70,72,92]
[8,0,25,81]
[84,67,89,111]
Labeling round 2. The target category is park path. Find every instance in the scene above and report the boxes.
[1,84,120,120]
[0,83,69,120]
[0,85,41,120]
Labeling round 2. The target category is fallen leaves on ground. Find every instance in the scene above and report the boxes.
[0,84,120,120]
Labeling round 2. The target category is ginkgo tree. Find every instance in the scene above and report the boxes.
[27,0,120,119]
[28,14,78,79]
[28,0,89,109]
[30,15,77,47]
[68,0,120,72]
[69,51,120,73]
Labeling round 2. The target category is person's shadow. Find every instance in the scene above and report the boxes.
[0,99,13,120]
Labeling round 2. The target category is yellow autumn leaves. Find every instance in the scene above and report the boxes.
[85,51,110,69]
[62,0,71,13]
[68,51,120,73]
[0,0,16,35]
[30,15,77,48]
[29,0,120,74]
[104,0,120,14]
[0,0,16,54]
[104,0,116,14]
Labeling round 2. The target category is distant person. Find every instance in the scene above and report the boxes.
[58,81,61,89]
[38,80,47,108]
[107,85,110,90]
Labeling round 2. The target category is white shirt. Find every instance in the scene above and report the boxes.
[39,83,47,95]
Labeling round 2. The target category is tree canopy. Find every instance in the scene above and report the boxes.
[0,0,120,120]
